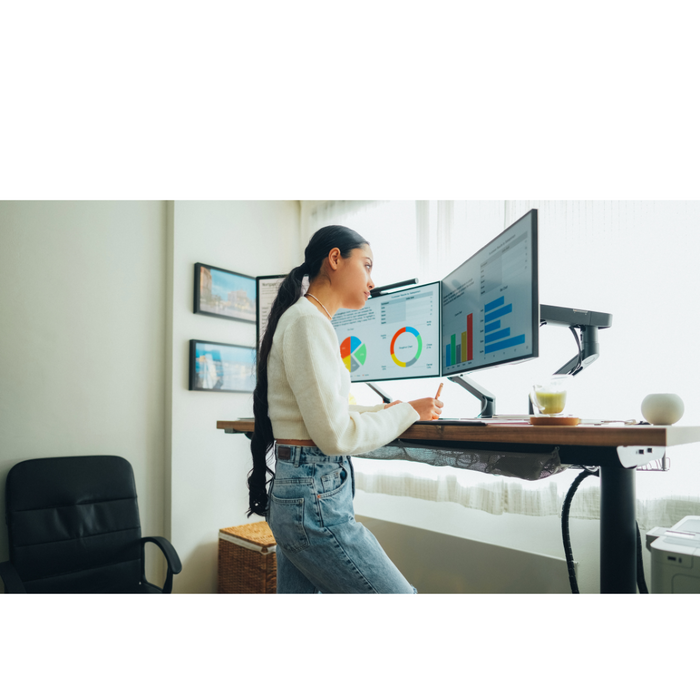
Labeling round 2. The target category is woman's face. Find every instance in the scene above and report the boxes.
[337,244,375,309]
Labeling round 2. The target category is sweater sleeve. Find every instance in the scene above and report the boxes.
[282,314,420,455]
[349,404,385,413]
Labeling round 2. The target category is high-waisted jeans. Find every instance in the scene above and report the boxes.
[267,444,416,594]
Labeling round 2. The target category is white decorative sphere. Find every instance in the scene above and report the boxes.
[641,394,685,425]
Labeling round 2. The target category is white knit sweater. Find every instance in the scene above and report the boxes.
[267,296,420,455]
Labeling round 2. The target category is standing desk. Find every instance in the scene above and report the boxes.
[217,419,700,593]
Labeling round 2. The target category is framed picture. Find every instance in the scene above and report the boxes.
[256,274,286,348]
[189,340,256,393]
[256,273,310,347]
[194,263,256,323]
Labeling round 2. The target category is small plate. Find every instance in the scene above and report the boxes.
[529,415,581,426]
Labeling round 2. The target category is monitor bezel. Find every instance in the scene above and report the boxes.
[440,209,539,378]
[333,280,443,384]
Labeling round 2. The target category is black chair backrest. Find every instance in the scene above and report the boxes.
[5,456,143,593]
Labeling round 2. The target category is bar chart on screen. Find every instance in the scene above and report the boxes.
[443,292,529,370]
[442,218,535,373]
[444,312,474,367]
[483,296,525,354]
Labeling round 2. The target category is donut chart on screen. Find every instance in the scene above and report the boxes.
[340,336,367,372]
[390,327,422,367]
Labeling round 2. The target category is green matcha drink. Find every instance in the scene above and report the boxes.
[535,390,567,414]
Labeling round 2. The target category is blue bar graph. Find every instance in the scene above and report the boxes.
[485,334,525,354]
[485,328,510,344]
[484,297,504,313]
[485,320,501,333]
[484,303,512,324]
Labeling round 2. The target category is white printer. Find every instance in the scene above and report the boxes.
[649,515,700,593]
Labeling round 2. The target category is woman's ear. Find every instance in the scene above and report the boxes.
[327,247,341,270]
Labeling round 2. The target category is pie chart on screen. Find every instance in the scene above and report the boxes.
[340,336,367,372]
[390,326,422,367]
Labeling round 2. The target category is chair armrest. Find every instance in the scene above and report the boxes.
[0,561,27,593]
[140,536,182,593]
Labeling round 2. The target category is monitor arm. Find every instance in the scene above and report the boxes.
[366,382,393,404]
[549,325,600,376]
[446,305,612,418]
[539,304,612,377]
[529,304,612,414]
[447,375,496,418]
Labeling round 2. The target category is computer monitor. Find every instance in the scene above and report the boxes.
[331,281,441,382]
[441,209,539,376]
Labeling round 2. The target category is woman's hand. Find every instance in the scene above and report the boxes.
[383,400,403,409]
[407,397,444,421]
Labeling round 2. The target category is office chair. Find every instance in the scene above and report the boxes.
[0,455,182,593]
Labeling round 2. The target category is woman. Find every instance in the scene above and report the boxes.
[248,225,443,593]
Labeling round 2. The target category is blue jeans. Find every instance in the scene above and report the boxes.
[267,444,416,594]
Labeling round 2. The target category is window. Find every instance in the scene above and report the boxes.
[301,200,700,529]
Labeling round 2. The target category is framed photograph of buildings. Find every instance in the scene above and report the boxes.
[189,340,256,393]
[194,263,256,323]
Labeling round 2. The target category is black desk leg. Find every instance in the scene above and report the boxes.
[600,464,637,593]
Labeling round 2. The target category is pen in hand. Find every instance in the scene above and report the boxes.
[433,383,444,420]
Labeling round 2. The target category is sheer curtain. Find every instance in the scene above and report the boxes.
[301,200,700,530]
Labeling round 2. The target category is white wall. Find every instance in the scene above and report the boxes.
[0,201,168,585]
[168,201,300,592]
[0,200,300,594]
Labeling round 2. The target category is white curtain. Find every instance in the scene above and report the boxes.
[301,200,700,530]
[299,201,382,242]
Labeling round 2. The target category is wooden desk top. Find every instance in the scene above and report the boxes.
[217,419,700,448]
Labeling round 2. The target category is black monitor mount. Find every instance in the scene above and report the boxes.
[366,382,394,404]
[448,304,613,418]
[447,374,496,418]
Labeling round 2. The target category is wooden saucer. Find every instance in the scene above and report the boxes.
[529,415,581,426]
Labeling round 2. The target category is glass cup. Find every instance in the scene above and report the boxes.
[530,375,570,416]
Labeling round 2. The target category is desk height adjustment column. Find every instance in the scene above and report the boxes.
[600,463,638,593]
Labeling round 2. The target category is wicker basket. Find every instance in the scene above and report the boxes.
[218,521,277,594]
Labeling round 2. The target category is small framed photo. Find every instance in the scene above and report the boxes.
[194,263,256,323]
[256,273,310,347]
[256,274,286,348]
[189,340,256,393]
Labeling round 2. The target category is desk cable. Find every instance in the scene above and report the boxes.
[561,468,649,594]
[568,326,583,374]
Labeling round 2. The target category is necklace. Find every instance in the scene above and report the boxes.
[305,293,333,321]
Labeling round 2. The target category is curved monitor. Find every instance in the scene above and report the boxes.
[441,209,539,376]
[332,281,441,382]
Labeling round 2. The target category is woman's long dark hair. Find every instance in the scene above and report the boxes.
[247,224,369,517]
